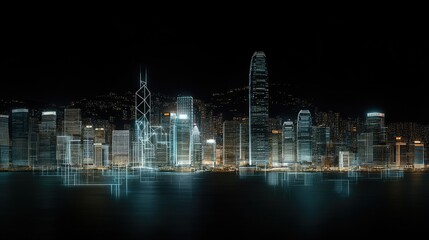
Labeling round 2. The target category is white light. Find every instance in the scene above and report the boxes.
[178,114,188,120]
[12,109,28,113]
[85,125,93,128]
[206,139,215,144]
[367,112,384,117]
[0,115,9,118]
[42,111,56,116]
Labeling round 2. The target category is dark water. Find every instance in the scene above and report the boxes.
[0,170,428,239]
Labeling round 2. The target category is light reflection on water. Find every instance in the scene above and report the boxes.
[0,169,427,239]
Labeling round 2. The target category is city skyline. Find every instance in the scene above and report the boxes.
[2,15,428,123]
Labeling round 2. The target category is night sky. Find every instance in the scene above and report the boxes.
[2,11,428,123]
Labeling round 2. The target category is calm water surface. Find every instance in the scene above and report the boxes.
[0,170,428,239]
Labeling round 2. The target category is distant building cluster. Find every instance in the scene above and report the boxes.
[0,52,428,171]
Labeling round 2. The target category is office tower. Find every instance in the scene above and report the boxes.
[313,125,330,166]
[238,118,249,166]
[191,124,202,169]
[282,121,295,164]
[94,143,110,168]
[297,110,312,163]
[203,139,216,167]
[410,141,424,169]
[64,108,82,138]
[112,130,130,166]
[28,115,39,167]
[223,120,240,167]
[270,130,282,167]
[366,112,389,165]
[249,51,269,166]
[173,114,191,166]
[135,67,154,167]
[83,125,94,166]
[11,108,29,167]
[64,108,82,167]
[160,112,173,166]
[56,135,72,166]
[94,128,106,144]
[339,151,353,170]
[177,96,194,133]
[38,111,57,166]
[0,115,10,168]
[393,137,407,167]
[357,133,373,165]
[152,125,169,167]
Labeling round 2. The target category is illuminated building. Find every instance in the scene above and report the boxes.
[297,110,312,163]
[56,136,71,166]
[95,128,106,144]
[174,114,191,166]
[270,129,282,167]
[94,143,109,167]
[313,125,330,166]
[152,125,169,167]
[64,108,82,167]
[203,139,216,167]
[339,151,353,170]
[366,112,389,165]
[83,125,94,166]
[38,111,57,166]
[177,96,194,133]
[135,67,154,167]
[392,137,407,167]
[191,124,202,169]
[223,120,240,167]
[112,130,130,166]
[282,120,295,164]
[357,133,373,165]
[410,141,424,169]
[11,108,29,167]
[0,115,10,168]
[249,51,269,166]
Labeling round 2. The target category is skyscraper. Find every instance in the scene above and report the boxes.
[83,125,94,166]
[365,112,388,165]
[177,96,194,132]
[11,108,29,167]
[174,114,191,166]
[297,110,312,163]
[112,130,130,166]
[38,111,57,166]
[249,51,269,166]
[191,124,202,169]
[0,115,10,168]
[282,121,295,164]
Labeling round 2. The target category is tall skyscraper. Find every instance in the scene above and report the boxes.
[249,51,269,166]
[297,110,312,163]
[177,96,194,132]
[11,108,29,167]
[282,121,295,164]
[410,141,424,169]
[0,115,10,168]
[64,108,82,167]
[83,125,95,166]
[366,112,388,165]
[191,124,202,169]
[112,130,130,166]
[174,114,191,166]
[38,111,57,166]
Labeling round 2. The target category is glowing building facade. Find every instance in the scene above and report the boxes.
[297,110,312,163]
[11,108,29,167]
[38,111,57,166]
[112,130,130,166]
[249,51,269,166]
[0,115,10,168]
[282,121,295,164]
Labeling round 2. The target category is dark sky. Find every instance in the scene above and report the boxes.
[2,11,428,123]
